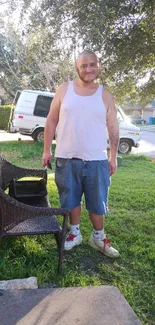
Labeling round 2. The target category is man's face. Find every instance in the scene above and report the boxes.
[76,54,101,83]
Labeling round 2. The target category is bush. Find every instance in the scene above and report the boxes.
[0,105,13,130]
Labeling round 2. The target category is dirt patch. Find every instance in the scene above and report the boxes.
[80,256,97,274]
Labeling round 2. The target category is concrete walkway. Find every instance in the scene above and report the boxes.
[0,130,33,142]
[0,286,142,325]
[140,125,155,132]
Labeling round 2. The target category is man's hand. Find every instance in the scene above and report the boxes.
[42,152,52,169]
[108,158,117,176]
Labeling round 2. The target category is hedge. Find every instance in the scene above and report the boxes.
[0,105,13,130]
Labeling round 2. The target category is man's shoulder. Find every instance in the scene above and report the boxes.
[57,81,69,92]
[102,86,114,100]
[56,81,71,102]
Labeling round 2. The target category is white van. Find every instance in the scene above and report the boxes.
[9,89,55,142]
[9,89,140,154]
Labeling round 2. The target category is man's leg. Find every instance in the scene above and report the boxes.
[89,211,119,257]
[69,205,81,225]
[89,212,104,230]
[64,205,83,250]
[83,160,119,257]
[55,159,83,251]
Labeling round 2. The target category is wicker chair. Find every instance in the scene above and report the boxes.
[0,156,70,273]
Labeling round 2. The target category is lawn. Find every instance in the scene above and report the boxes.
[0,141,155,325]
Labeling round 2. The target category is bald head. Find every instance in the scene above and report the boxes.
[75,50,101,83]
[76,50,98,64]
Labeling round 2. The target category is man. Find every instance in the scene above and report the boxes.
[42,50,120,257]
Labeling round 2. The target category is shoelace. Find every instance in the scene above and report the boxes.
[66,233,76,241]
[103,238,111,251]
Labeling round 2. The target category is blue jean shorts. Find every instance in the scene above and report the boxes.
[55,158,110,215]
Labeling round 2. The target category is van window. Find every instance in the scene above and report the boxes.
[34,95,53,117]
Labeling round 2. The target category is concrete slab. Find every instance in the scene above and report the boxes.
[0,277,38,290]
[0,286,142,325]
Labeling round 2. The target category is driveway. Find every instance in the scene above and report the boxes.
[132,130,155,158]
[0,131,33,142]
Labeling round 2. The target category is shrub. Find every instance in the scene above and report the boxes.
[0,105,13,130]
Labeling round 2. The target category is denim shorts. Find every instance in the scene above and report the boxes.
[55,158,110,215]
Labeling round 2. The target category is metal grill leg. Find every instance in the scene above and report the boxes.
[58,214,68,273]
[55,233,61,249]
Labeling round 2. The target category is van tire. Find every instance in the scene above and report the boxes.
[118,139,132,154]
[32,128,44,142]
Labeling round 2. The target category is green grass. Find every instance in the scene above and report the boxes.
[0,142,155,325]
[0,140,56,169]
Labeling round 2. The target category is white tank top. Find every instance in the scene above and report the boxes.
[55,81,108,160]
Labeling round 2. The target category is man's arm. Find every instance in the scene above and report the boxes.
[42,82,68,167]
[103,89,119,175]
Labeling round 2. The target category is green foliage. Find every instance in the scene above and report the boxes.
[0,105,12,130]
[0,1,155,105]
[29,0,155,105]
[0,105,12,109]
[0,143,155,324]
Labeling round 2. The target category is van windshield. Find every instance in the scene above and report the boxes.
[12,91,21,106]
[117,107,130,123]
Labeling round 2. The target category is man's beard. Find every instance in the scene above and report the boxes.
[77,69,99,83]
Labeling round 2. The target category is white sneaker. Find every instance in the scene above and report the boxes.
[64,231,82,251]
[89,235,119,257]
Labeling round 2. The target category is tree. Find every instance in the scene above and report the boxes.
[31,0,155,105]
[0,14,75,101]
[0,0,155,105]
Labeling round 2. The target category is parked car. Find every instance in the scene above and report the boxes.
[129,116,146,125]
[9,90,141,154]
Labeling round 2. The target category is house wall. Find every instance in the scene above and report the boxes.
[132,109,141,117]
[143,110,154,123]
[123,109,132,116]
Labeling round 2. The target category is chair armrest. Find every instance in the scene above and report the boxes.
[8,194,70,216]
